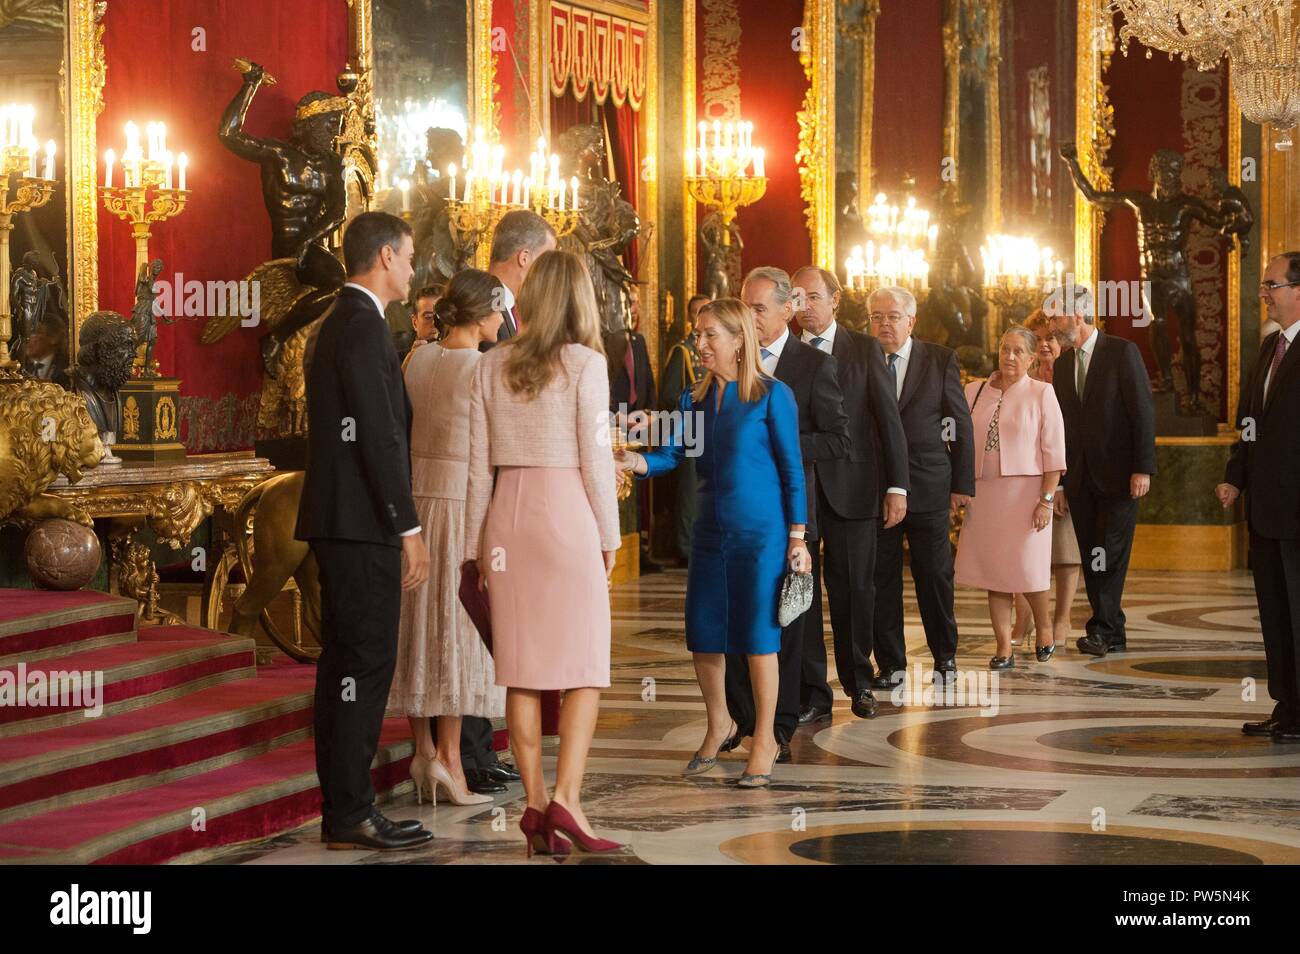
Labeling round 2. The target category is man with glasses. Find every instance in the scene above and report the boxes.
[792,266,909,722]
[1217,254,1300,744]
[868,287,975,685]
[1046,282,1156,658]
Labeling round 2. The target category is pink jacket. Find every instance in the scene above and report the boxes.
[964,373,1066,480]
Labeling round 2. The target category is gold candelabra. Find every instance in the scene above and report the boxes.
[0,126,58,377]
[686,120,767,250]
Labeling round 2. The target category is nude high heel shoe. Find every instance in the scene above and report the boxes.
[429,758,494,806]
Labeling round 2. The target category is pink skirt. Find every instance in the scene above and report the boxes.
[481,466,611,690]
[954,448,1053,594]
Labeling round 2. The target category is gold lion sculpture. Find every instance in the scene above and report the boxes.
[0,379,103,529]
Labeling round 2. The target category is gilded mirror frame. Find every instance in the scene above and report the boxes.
[67,0,106,358]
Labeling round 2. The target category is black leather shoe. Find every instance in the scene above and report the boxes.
[1243,718,1281,737]
[1272,724,1300,743]
[989,655,1015,670]
[326,812,433,851]
[934,658,957,680]
[775,739,793,764]
[870,670,901,691]
[718,725,748,753]
[321,813,424,843]
[851,689,879,719]
[464,769,508,795]
[481,762,521,783]
[1076,633,1110,657]
[1107,638,1128,653]
[797,704,832,726]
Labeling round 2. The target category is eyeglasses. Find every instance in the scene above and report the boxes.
[1259,280,1300,294]
[869,312,907,324]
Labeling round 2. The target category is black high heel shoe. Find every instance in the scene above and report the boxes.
[989,654,1015,670]
[1035,643,1056,662]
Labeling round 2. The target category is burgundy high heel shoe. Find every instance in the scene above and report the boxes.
[542,801,623,854]
[520,806,570,857]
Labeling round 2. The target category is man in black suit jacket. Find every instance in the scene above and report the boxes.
[722,267,850,760]
[1047,282,1156,657]
[869,287,976,683]
[1218,253,1300,743]
[294,212,433,851]
[793,266,909,722]
[607,293,657,414]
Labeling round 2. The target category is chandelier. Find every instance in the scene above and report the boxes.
[1108,0,1300,147]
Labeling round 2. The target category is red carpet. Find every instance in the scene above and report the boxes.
[0,589,415,864]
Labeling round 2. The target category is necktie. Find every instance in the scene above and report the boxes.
[761,347,773,363]
[1075,347,1089,398]
[887,352,899,396]
[625,335,638,407]
[811,336,826,352]
[1267,331,1289,398]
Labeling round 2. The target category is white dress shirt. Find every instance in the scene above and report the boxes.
[343,282,421,538]
[887,334,914,402]
[801,320,838,354]
[760,328,790,377]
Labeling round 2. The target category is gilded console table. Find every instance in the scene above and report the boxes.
[45,453,277,624]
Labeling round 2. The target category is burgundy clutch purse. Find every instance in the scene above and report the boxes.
[458,562,492,653]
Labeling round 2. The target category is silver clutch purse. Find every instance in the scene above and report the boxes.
[778,572,813,627]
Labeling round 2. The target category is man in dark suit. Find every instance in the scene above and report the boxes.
[1046,282,1156,657]
[607,291,656,414]
[295,212,433,851]
[723,267,850,762]
[458,210,555,793]
[793,266,909,722]
[869,287,975,684]
[1218,252,1300,743]
[487,209,557,342]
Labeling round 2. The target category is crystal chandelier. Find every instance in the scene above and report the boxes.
[1108,0,1300,146]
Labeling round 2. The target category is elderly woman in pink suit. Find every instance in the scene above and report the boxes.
[955,326,1066,669]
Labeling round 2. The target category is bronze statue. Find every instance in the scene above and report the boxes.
[410,126,470,290]
[835,172,867,282]
[218,59,348,374]
[1061,142,1240,412]
[1211,166,1254,258]
[919,183,987,348]
[699,211,742,301]
[130,258,164,376]
[558,124,640,335]
[71,311,136,437]
[9,252,40,363]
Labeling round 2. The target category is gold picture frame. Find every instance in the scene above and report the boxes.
[68,0,107,358]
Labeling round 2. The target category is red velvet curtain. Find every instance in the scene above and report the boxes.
[98,0,351,451]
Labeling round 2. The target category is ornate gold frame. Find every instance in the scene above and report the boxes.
[1073,0,1113,292]
[797,0,836,269]
[683,0,696,296]
[845,0,881,201]
[942,0,1002,238]
[68,0,107,358]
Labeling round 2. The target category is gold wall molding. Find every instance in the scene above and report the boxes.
[796,0,835,268]
[839,0,880,201]
[942,0,1001,238]
[1073,0,1114,290]
[1227,82,1241,421]
[69,0,107,357]
[683,0,697,296]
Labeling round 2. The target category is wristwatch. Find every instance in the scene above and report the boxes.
[788,530,806,540]
[1040,492,1055,504]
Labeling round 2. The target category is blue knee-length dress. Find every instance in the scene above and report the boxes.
[639,378,806,654]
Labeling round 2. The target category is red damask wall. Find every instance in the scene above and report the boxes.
[97,0,351,452]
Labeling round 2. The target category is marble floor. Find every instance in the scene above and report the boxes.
[206,567,1300,865]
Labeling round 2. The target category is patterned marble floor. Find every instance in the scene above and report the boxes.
[208,568,1300,865]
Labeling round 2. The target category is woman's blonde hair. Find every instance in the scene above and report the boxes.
[502,250,605,400]
[691,298,768,404]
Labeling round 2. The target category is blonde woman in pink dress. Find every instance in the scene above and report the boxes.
[464,250,623,856]
[389,268,506,808]
[954,326,1066,669]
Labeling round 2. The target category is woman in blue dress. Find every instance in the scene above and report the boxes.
[617,298,808,787]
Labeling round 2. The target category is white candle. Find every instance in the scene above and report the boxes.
[177,152,188,191]
[447,163,457,203]
[163,151,173,189]
[104,149,115,188]
[463,170,472,202]
[524,176,532,209]
[400,179,410,212]
[571,175,579,211]
[754,148,765,178]
[512,170,522,206]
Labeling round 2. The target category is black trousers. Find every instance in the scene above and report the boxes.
[1248,532,1300,725]
[873,508,959,672]
[456,716,500,770]
[1068,483,1138,645]
[724,573,810,743]
[311,538,401,830]
[802,502,879,706]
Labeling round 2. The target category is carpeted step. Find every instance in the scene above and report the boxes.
[0,628,256,734]
[0,666,317,823]
[0,720,415,865]
[0,589,138,666]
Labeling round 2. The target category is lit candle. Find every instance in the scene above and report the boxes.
[523,176,531,209]
[177,152,188,191]
[399,179,410,212]
[104,148,115,188]
[163,151,173,190]
[463,170,473,202]
[697,121,706,158]
[499,173,509,205]
[378,157,389,191]
[712,120,720,151]
[571,175,579,211]
[754,148,765,178]
[447,163,457,203]
[512,169,522,206]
